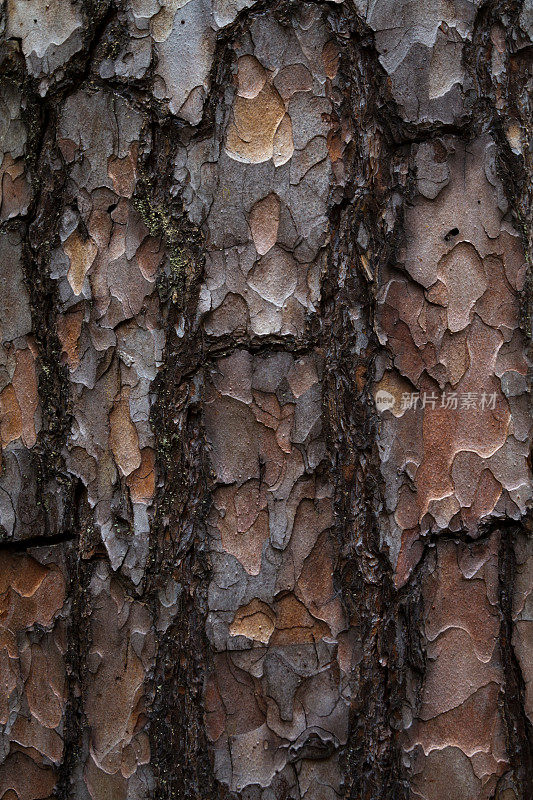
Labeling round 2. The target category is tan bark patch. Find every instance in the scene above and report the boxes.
[12,347,39,447]
[229,599,275,644]
[322,40,340,79]
[64,230,98,296]
[0,383,23,447]
[236,55,267,99]
[272,113,294,166]
[226,84,286,164]
[56,309,84,370]
[126,447,156,503]
[107,144,138,199]
[109,389,141,477]
[249,193,280,256]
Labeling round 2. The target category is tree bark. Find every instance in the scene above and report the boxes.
[0,1,531,799]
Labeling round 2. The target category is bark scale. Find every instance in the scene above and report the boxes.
[0,1,531,799]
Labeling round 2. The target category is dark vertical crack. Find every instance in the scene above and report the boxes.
[138,115,219,797]
[321,15,409,800]
[1,1,531,798]
[498,529,533,799]
[147,397,221,800]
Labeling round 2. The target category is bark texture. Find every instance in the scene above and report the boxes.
[0,1,531,799]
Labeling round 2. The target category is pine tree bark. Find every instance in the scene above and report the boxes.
[0,1,531,799]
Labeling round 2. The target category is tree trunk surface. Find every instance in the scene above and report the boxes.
[0,1,531,799]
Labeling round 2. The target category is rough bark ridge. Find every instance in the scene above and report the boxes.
[0,1,531,799]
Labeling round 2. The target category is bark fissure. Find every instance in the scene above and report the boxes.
[0,1,530,799]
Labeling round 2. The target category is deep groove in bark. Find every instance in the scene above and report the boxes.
[0,1,531,798]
